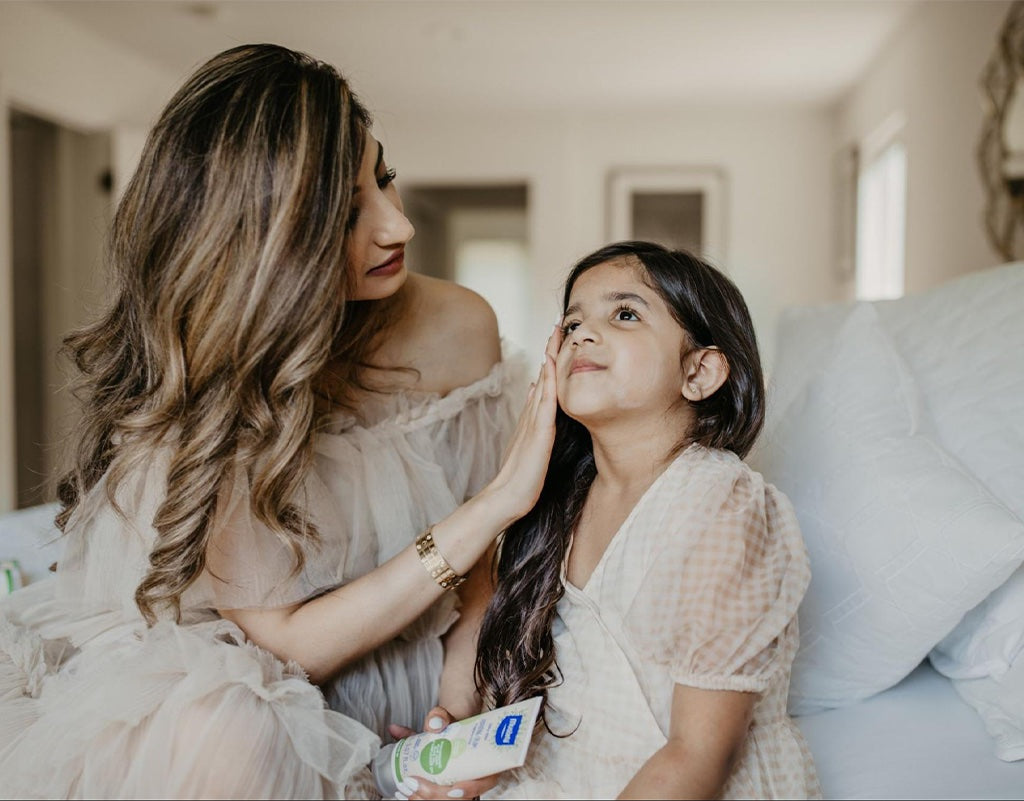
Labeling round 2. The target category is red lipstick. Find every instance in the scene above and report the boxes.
[367,249,405,277]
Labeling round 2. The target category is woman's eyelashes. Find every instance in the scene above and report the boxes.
[347,167,398,229]
[377,166,397,190]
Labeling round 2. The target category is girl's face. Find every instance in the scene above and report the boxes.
[345,135,415,301]
[557,258,688,425]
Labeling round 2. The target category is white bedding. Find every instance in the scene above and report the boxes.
[0,502,62,586]
[797,661,1024,799]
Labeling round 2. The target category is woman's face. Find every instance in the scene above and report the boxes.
[345,135,415,301]
[556,258,687,425]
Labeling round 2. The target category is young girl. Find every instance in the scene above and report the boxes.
[473,241,822,800]
[0,44,562,799]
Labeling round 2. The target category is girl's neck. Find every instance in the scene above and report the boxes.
[587,408,691,495]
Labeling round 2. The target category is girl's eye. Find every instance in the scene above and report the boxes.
[615,306,639,322]
[377,166,397,190]
[561,320,580,335]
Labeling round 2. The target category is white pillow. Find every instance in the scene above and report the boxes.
[875,261,1024,524]
[931,564,1024,680]
[949,662,1024,762]
[0,502,62,586]
[757,304,1024,714]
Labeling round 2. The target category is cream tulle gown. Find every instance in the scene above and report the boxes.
[0,356,525,800]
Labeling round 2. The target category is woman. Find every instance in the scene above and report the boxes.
[0,43,557,799]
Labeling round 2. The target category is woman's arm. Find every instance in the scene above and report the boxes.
[221,330,560,686]
[618,683,756,800]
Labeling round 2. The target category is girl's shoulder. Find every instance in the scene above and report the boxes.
[663,444,764,499]
[648,445,796,544]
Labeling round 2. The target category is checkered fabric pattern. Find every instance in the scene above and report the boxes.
[490,445,821,800]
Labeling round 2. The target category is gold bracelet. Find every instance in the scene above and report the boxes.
[415,526,467,591]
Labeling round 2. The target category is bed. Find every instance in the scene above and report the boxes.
[797,662,1024,799]
[755,260,1024,800]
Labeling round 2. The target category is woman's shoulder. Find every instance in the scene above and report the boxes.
[398,273,501,394]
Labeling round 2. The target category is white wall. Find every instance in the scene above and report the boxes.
[0,2,177,510]
[834,0,1012,294]
[377,105,836,367]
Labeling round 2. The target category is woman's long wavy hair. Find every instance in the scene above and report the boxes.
[56,43,383,623]
[474,241,766,725]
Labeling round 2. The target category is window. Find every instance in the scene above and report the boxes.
[855,120,907,300]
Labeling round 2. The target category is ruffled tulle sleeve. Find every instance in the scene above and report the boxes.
[56,347,528,619]
[182,467,348,612]
[625,449,810,693]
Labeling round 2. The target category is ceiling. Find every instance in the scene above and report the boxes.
[46,0,921,115]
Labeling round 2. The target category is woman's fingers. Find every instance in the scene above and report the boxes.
[545,321,564,363]
[422,705,454,733]
[400,771,500,800]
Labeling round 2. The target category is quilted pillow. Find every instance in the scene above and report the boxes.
[757,303,1024,714]
[931,564,1024,680]
[875,261,1024,524]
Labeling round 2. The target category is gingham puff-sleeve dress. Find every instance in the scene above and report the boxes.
[491,444,822,800]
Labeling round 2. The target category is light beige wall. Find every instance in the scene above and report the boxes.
[834,0,1012,295]
[378,105,836,369]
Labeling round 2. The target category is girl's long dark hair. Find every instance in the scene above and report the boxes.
[474,241,765,725]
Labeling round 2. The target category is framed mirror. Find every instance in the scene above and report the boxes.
[978,0,1024,261]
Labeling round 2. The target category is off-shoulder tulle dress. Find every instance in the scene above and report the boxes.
[0,355,525,800]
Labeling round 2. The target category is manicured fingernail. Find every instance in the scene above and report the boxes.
[400,777,419,793]
[393,793,407,801]
[428,715,445,730]
[447,790,466,798]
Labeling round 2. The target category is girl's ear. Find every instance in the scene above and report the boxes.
[681,347,730,402]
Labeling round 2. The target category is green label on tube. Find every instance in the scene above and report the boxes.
[420,738,453,775]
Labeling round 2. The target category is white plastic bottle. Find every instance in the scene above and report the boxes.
[373,696,543,796]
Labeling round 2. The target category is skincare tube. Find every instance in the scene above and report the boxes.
[373,696,543,796]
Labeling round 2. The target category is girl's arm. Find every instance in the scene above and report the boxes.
[618,684,756,800]
[220,334,560,686]
[436,543,495,719]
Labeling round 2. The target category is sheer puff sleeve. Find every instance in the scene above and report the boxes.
[625,448,811,694]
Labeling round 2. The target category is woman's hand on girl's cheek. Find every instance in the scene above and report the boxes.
[395,773,499,800]
[487,325,562,520]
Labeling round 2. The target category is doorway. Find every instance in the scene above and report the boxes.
[9,110,112,508]
[403,184,530,350]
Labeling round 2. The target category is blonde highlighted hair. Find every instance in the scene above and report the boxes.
[57,44,382,623]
